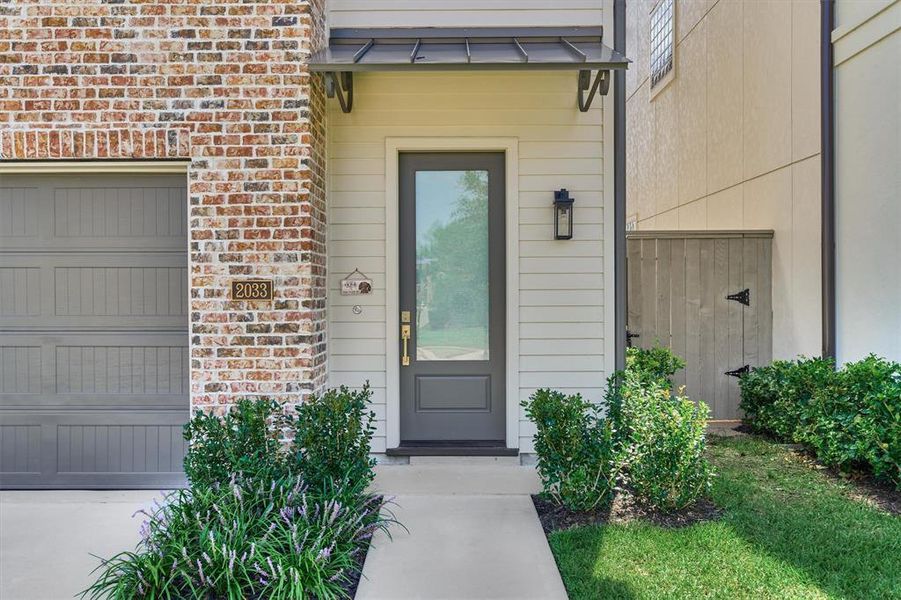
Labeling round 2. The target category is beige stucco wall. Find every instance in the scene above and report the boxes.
[833,0,901,363]
[626,0,822,360]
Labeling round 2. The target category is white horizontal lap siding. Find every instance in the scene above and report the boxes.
[329,0,603,28]
[326,71,606,454]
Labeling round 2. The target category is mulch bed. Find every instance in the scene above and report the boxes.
[345,540,370,599]
[532,491,722,535]
[345,494,382,599]
[732,423,757,436]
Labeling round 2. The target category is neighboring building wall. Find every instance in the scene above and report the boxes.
[625,0,822,360]
[0,1,329,409]
[833,0,900,363]
[328,0,604,28]
[326,71,607,452]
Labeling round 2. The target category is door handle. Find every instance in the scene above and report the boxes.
[401,324,411,366]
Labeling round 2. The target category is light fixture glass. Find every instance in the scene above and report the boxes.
[554,189,574,240]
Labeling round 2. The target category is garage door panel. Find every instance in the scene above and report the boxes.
[54,265,188,318]
[0,256,187,330]
[0,253,186,267]
[53,184,186,240]
[0,237,187,251]
[3,317,187,331]
[56,345,189,396]
[0,185,41,239]
[0,173,188,489]
[0,423,42,474]
[3,330,187,405]
[0,345,43,393]
[1,332,188,346]
[1,411,187,489]
[2,393,187,410]
[0,267,41,316]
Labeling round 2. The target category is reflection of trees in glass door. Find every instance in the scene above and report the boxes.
[415,170,489,361]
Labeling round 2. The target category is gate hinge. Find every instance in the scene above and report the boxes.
[724,364,750,378]
[626,329,640,347]
[726,288,750,306]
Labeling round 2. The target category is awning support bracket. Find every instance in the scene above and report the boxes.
[325,71,354,113]
[577,69,610,112]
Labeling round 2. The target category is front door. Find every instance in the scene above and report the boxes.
[398,153,506,444]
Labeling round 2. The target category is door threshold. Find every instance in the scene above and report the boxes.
[387,441,518,457]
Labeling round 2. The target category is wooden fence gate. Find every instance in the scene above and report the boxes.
[626,231,774,421]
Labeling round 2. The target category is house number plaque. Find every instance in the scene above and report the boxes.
[231,279,274,301]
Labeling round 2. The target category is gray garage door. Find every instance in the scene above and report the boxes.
[0,173,189,489]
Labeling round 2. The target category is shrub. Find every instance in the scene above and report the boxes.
[88,387,389,599]
[625,345,685,382]
[525,346,713,513]
[82,474,391,600]
[522,389,617,511]
[294,385,377,499]
[739,357,834,440]
[798,355,900,487]
[183,397,290,490]
[741,354,900,489]
[616,371,713,511]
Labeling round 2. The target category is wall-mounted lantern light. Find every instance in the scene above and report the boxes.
[554,189,574,240]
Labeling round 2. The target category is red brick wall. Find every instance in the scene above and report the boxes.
[0,1,329,409]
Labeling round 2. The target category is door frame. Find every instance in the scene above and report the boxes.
[385,138,520,450]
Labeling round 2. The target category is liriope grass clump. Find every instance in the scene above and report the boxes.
[84,385,396,600]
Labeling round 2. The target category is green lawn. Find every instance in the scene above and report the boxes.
[548,436,901,600]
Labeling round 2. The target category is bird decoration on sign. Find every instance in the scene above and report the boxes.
[340,268,373,295]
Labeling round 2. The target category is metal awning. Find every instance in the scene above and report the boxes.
[309,27,629,113]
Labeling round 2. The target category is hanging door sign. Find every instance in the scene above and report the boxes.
[340,268,373,295]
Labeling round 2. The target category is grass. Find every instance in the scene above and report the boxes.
[548,435,901,600]
[417,326,487,351]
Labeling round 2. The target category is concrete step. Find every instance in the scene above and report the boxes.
[408,455,521,466]
[371,463,541,496]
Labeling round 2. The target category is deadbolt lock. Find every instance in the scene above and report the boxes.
[401,310,411,323]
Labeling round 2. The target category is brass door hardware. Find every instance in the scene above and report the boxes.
[401,310,411,323]
[401,324,411,366]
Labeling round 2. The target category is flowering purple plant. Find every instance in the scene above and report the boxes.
[84,391,397,600]
[83,472,396,600]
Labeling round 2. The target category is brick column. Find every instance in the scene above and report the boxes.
[0,1,329,411]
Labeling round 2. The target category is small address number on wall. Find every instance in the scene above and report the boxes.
[231,279,274,301]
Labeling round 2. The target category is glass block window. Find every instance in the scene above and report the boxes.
[650,0,675,92]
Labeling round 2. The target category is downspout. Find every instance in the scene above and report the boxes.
[821,0,836,360]
[614,0,627,370]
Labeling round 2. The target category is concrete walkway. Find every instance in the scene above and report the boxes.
[0,461,567,600]
[357,457,568,600]
[0,490,159,600]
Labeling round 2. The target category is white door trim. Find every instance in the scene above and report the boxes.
[384,137,520,450]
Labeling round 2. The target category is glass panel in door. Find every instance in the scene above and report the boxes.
[414,170,489,361]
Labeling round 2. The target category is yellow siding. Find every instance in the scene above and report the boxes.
[326,71,607,452]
